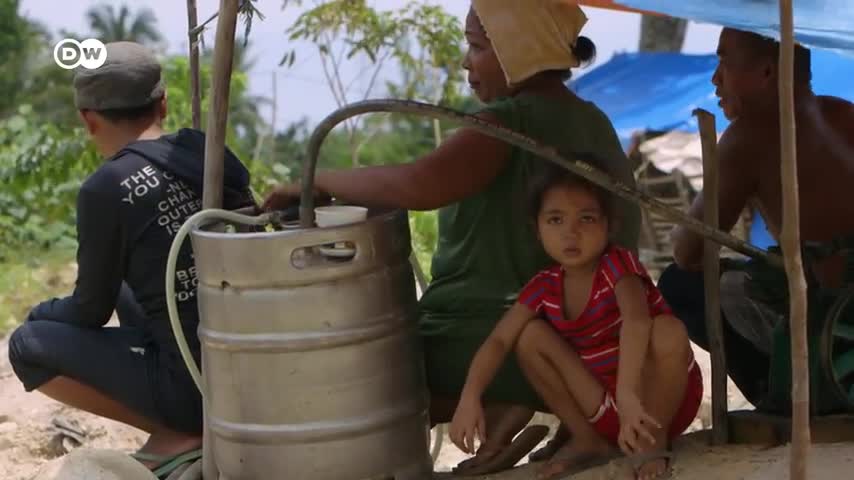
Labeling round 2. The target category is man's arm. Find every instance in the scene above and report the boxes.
[672,125,758,269]
[28,181,125,326]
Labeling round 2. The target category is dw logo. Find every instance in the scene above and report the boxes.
[53,38,107,70]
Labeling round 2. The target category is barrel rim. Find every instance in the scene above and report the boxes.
[191,208,406,241]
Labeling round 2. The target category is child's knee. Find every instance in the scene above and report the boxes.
[650,314,691,360]
[515,320,552,359]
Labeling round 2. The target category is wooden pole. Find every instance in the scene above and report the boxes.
[694,108,728,445]
[778,0,810,478]
[186,0,202,130]
[271,70,278,162]
[198,3,240,479]
[202,0,240,210]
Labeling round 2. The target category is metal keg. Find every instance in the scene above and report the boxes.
[190,209,432,480]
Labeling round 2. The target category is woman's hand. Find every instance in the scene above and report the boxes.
[261,182,329,212]
[616,390,661,455]
[449,394,487,455]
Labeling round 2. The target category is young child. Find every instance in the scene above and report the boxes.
[449,169,702,480]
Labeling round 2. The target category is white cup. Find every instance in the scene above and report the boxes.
[314,206,368,228]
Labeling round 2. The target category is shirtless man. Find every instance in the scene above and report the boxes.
[658,27,854,405]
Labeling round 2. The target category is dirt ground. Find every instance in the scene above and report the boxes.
[1,261,851,479]
[8,332,850,480]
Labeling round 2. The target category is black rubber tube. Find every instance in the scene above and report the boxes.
[299,99,779,266]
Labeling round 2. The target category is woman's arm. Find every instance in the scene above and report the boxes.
[264,113,512,211]
[614,275,654,397]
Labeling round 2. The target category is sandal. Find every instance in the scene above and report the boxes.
[529,427,570,462]
[131,448,203,479]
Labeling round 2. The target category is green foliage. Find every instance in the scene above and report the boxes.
[1,0,467,281]
[0,51,269,253]
[85,4,163,45]
[0,0,51,118]
[409,210,437,280]
[0,105,99,253]
[281,0,464,169]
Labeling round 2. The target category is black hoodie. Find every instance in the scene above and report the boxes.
[30,129,254,356]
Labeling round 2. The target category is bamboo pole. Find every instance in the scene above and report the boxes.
[187,0,202,130]
[202,0,240,210]
[778,0,810,478]
[695,109,728,445]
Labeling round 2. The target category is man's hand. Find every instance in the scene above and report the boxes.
[449,394,487,455]
[616,390,661,455]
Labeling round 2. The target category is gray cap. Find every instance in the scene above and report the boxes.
[73,41,165,110]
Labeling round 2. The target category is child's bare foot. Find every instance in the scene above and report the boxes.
[635,455,670,480]
[627,449,673,480]
[536,436,615,480]
[628,424,672,479]
[453,405,535,473]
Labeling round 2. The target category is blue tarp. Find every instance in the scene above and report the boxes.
[570,49,854,145]
[569,50,854,249]
[617,0,854,54]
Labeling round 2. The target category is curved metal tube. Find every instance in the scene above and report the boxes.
[300,99,780,266]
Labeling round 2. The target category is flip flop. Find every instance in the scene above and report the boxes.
[454,424,550,476]
[131,448,203,479]
[542,449,621,480]
[529,427,570,462]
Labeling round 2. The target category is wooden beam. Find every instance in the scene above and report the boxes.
[777,0,810,479]
[202,0,240,210]
[186,0,202,130]
[694,108,729,445]
[729,411,854,446]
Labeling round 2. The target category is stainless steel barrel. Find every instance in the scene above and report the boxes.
[190,209,432,480]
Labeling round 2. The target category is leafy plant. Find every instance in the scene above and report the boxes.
[281,0,463,167]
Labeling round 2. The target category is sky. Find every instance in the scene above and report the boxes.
[20,0,722,129]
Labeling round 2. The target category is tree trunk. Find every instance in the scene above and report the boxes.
[639,15,687,52]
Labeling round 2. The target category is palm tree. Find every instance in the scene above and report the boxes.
[85,4,163,45]
[639,15,687,52]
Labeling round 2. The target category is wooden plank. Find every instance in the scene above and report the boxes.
[778,1,811,479]
[202,0,240,210]
[695,108,729,445]
[729,411,854,446]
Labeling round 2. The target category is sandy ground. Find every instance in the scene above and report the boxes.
[1,263,851,479]
[5,330,820,480]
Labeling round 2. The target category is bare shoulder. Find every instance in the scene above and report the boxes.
[717,120,763,168]
[818,95,854,125]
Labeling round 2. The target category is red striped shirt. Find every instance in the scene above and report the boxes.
[517,245,671,390]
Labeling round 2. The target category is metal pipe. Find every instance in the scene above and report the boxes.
[299,99,780,265]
